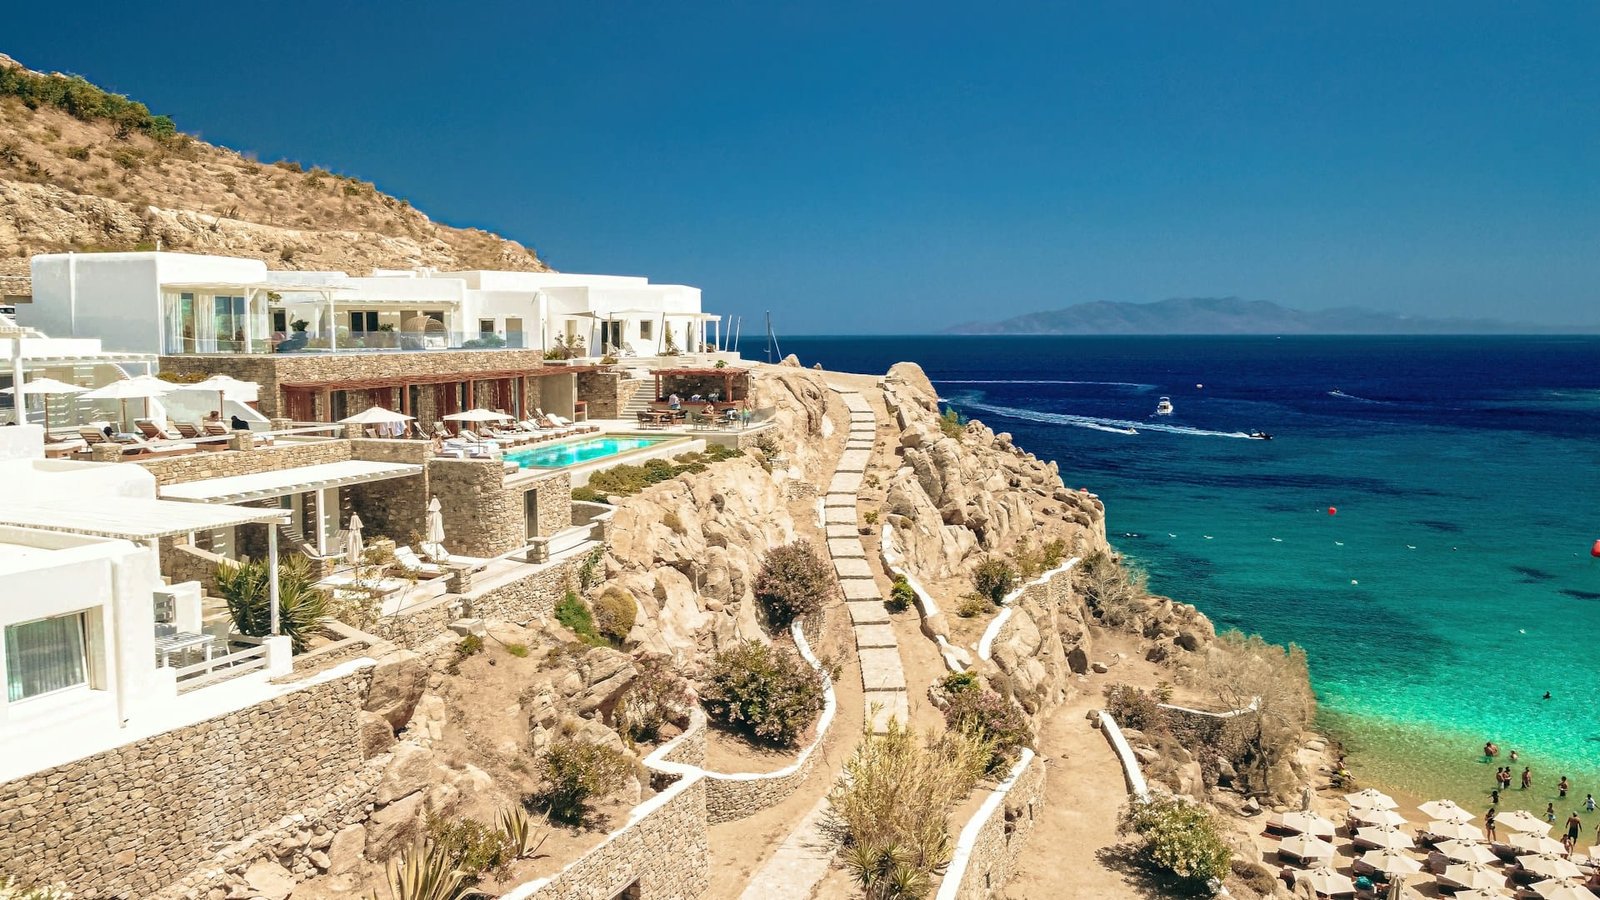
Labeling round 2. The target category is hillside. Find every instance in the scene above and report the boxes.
[0,53,548,278]
[944,296,1575,335]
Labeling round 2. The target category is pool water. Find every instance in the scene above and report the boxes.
[506,436,666,469]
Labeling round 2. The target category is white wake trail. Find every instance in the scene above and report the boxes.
[957,399,1253,439]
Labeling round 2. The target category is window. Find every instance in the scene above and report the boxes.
[639,320,653,340]
[5,613,88,702]
[349,311,379,333]
[479,319,496,336]
[272,310,288,335]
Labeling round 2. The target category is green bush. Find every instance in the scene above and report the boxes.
[753,540,833,629]
[582,449,741,497]
[1104,683,1168,733]
[592,588,637,644]
[955,593,989,618]
[701,641,826,748]
[1119,796,1232,891]
[942,687,1031,775]
[941,671,979,694]
[1014,537,1069,579]
[424,812,513,877]
[886,575,915,613]
[615,655,692,744]
[505,643,529,658]
[555,591,606,647]
[937,405,966,438]
[214,555,327,652]
[0,67,178,139]
[971,557,1017,606]
[456,634,484,658]
[571,485,605,503]
[535,737,635,825]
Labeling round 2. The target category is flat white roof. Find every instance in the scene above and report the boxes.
[0,498,287,541]
[159,460,423,504]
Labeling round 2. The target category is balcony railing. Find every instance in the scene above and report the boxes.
[271,331,539,354]
[171,635,271,694]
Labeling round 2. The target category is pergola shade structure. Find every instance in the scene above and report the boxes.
[651,367,749,406]
[277,366,596,425]
[158,460,424,504]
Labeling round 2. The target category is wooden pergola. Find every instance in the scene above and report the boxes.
[650,367,749,405]
[279,365,598,423]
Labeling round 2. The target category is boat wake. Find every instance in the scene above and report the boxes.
[937,379,1156,390]
[955,398,1253,439]
[1327,389,1392,405]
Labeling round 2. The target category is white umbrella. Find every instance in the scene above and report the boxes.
[1451,890,1513,900]
[1442,862,1508,892]
[1436,839,1499,864]
[1499,810,1554,834]
[1361,849,1423,876]
[1300,866,1354,896]
[1509,832,1568,856]
[443,408,512,422]
[1357,825,1416,850]
[1,377,87,431]
[339,405,415,426]
[1346,789,1399,810]
[1279,833,1336,862]
[1521,854,1583,880]
[1419,799,1474,822]
[1530,880,1593,900]
[1353,808,1410,828]
[1273,810,1337,837]
[346,514,364,566]
[1427,820,1483,841]
[82,376,175,430]
[424,496,447,561]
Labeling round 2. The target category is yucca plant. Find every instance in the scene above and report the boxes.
[497,807,549,860]
[372,840,483,900]
[214,555,327,652]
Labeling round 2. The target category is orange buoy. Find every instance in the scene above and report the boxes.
[1328,506,1337,516]
[1591,539,1600,558]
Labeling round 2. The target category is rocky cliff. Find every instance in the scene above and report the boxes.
[0,54,547,276]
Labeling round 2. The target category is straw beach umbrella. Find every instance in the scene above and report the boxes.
[1419,799,1474,822]
[1361,849,1423,876]
[1346,789,1399,810]
[339,405,414,437]
[1520,854,1583,880]
[0,376,86,432]
[1428,820,1483,841]
[1436,839,1499,864]
[1508,832,1566,855]
[1498,810,1553,834]
[1278,834,1336,864]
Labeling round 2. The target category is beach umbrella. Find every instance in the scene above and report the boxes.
[1498,810,1554,834]
[1442,862,1508,892]
[1508,832,1567,855]
[1346,789,1398,810]
[1300,866,1354,897]
[346,514,364,567]
[82,376,175,430]
[189,374,259,415]
[423,496,447,561]
[1436,839,1499,864]
[1530,880,1593,900]
[0,376,86,431]
[1418,800,1474,823]
[1353,808,1410,828]
[1280,811,1337,837]
[1279,834,1336,863]
[1361,849,1423,876]
[443,408,511,422]
[1521,854,1583,880]
[339,405,415,436]
[1357,825,1416,850]
[1427,820,1483,841]
[1451,890,1513,900]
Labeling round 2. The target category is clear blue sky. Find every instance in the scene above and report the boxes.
[7,1,1598,332]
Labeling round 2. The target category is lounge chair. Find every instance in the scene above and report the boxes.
[393,546,444,578]
[175,422,201,439]
[135,418,183,441]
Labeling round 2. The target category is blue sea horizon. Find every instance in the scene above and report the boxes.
[743,334,1600,812]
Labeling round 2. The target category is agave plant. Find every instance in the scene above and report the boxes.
[497,807,549,860]
[374,840,483,900]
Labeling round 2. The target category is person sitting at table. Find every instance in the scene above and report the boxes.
[667,393,681,410]
[703,400,717,420]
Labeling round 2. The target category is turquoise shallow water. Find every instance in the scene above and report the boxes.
[506,436,665,469]
[756,335,1600,811]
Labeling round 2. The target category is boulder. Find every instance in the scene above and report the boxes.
[243,859,295,900]
[326,824,366,875]
[1065,646,1090,675]
[358,711,395,759]
[1174,631,1202,652]
[365,648,428,731]
[375,742,438,805]
[364,791,425,860]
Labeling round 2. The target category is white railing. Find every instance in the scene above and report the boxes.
[172,636,270,693]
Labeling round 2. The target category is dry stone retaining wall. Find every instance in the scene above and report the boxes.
[137,437,350,486]
[935,749,1046,900]
[0,661,374,899]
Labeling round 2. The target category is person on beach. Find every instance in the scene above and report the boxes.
[1585,793,1596,813]
[1485,741,1498,759]
[1522,767,1532,790]
[1511,749,1520,763]
[1565,812,1583,852]
[1544,803,1556,823]
[1558,775,1569,798]
[1485,807,1497,841]
[1491,787,1501,805]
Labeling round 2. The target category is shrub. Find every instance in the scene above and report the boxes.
[941,671,979,694]
[583,450,739,497]
[1104,683,1168,733]
[576,546,605,590]
[1078,550,1148,629]
[591,588,637,644]
[214,555,326,652]
[827,718,992,899]
[424,813,512,877]
[1119,796,1232,892]
[886,575,915,613]
[0,876,72,900]
[942,688,1031,774]
[701,641,826,747]
[505,643,529,658]
[0,67,178,138]
[377,839,477,900]
[753,540,833,629]
[971,557,1017,606]
[615,655,692,743]
[937,405,965,438]
[535,737,635,825]
[955,593,989,618]
[570,485,605,503]
[1014,537,1069,579]
[555,591,606,647]
[456,634,484,658]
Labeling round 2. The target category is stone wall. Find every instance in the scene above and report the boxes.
[137,437,351,486]
[161,539,229,595]
[1160,701,1260,750]
[466,550,594,625]
[427,458,520,557]
[936,750,1047,900]
[575,371,640,420]
[348,439,433,548]
[0,662,374,899]
[512,468,574,538]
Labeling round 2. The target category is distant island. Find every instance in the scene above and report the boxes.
[944,297,1592,335]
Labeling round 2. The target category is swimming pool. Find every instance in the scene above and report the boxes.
[506,436,669,469]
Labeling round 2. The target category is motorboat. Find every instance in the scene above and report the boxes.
[1155,396,1174,416]
[1249,430,1273,441]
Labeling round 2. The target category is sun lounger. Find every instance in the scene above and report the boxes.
[135,418,183,441]
[175,422,201,439]
[393,546,444,578]
[202,421,230,437]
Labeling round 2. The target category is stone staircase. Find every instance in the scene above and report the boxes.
[620,379,653,419]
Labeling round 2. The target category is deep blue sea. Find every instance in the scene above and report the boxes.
[742,335,1600,808]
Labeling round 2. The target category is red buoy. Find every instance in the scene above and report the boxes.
[1328,506,1337,516]
[1591,539,1600,559]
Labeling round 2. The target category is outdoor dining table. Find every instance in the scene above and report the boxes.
[153,631,215,667]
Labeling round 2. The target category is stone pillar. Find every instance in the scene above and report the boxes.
[270,417,293,432]
[90,443,123,462]
[229,431,257,451]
